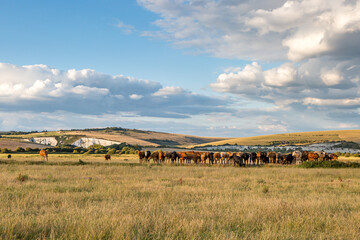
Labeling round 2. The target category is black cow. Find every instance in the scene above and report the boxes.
[230,155,245,167]
[208,152,215,165]
[7,154,11,159]
[169,151,178,163]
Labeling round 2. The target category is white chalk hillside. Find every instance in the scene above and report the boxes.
[72,138,121,148]
[27,137,58,146]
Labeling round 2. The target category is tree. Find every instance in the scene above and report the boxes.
[15,147,25,152]
[1,148,10,153]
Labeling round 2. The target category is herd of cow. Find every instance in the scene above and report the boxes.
[138,150,339,166]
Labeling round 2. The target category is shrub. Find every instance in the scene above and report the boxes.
[299,160,360,168]
[121,146,137,154]
[353,153,359,157]
[107,148,116,155]
[344,153,351,157]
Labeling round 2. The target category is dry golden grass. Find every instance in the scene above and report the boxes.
[194,129,360,147]
[1,154,360,239]
[338,156,360,163]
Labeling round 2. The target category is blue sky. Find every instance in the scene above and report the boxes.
[0,0,359,137]
[0,0,250,89]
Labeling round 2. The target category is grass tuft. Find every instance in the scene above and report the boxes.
[17,173,29,182]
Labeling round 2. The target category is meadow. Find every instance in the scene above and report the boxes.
[0,154,360,239]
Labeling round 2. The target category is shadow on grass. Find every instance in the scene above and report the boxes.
[0,160,141,167]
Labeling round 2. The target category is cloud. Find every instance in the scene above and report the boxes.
[0,62,228,118]
[116,21,135,34]
[138,0,360,62]
[152,86,185,96]
[211,57,360,113]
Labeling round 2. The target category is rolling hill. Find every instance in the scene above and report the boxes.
[1,128,360,150]
[0,127,228,148]
[193,130,360,147]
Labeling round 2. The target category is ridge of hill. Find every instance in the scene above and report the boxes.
[193,130,360,147]
[0,127,228,149]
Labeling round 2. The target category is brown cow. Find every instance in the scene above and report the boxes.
[200,152,208,164]
[150,151,160,163]
[40,150,48,161]
[187,151,201,164]
[213,152,221,164]
[267,152,277,164]
[158,151,165,163]
[329,153,338,161]
[307,152,319,161]
[104,154,111,161]
[138,151,145,163]
[302,151,309,161]
[256,152,267,165]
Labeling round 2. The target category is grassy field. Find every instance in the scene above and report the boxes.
[1,154,360,239]
[194,129,360,147]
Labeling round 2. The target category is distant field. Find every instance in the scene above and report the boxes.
[0,139,48,151]
[195,129,360,147]
[0,154,360,239]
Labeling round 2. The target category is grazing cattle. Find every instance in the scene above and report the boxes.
[104,154,111,161]
[150,151,160,163]
[213,152,221,164]
[208,152,215,165]
[307,152,320,161]
[236,152,249,165]
[267,152,277,163]
[187,151,201,164]
[138,151,145,163]
[158,151,165,163]
[178,151,200,164]
[292,151,302,164]
[164,152,172,163]
[249,152,257,165]
[230,154,245,167]
[329,153,338,161]
[315,151,326,160]
[169,151,178,163]
[200,152,208,164]
[144,151,151,162]
[281,153,294,164]
[220,152,228,164]
[302,151,309,162]
[7,154,11,159]
[256,152,267,164]
[276,153,284,164]
[39,150,48,161]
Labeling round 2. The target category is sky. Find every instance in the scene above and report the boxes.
[0,0,360,137]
